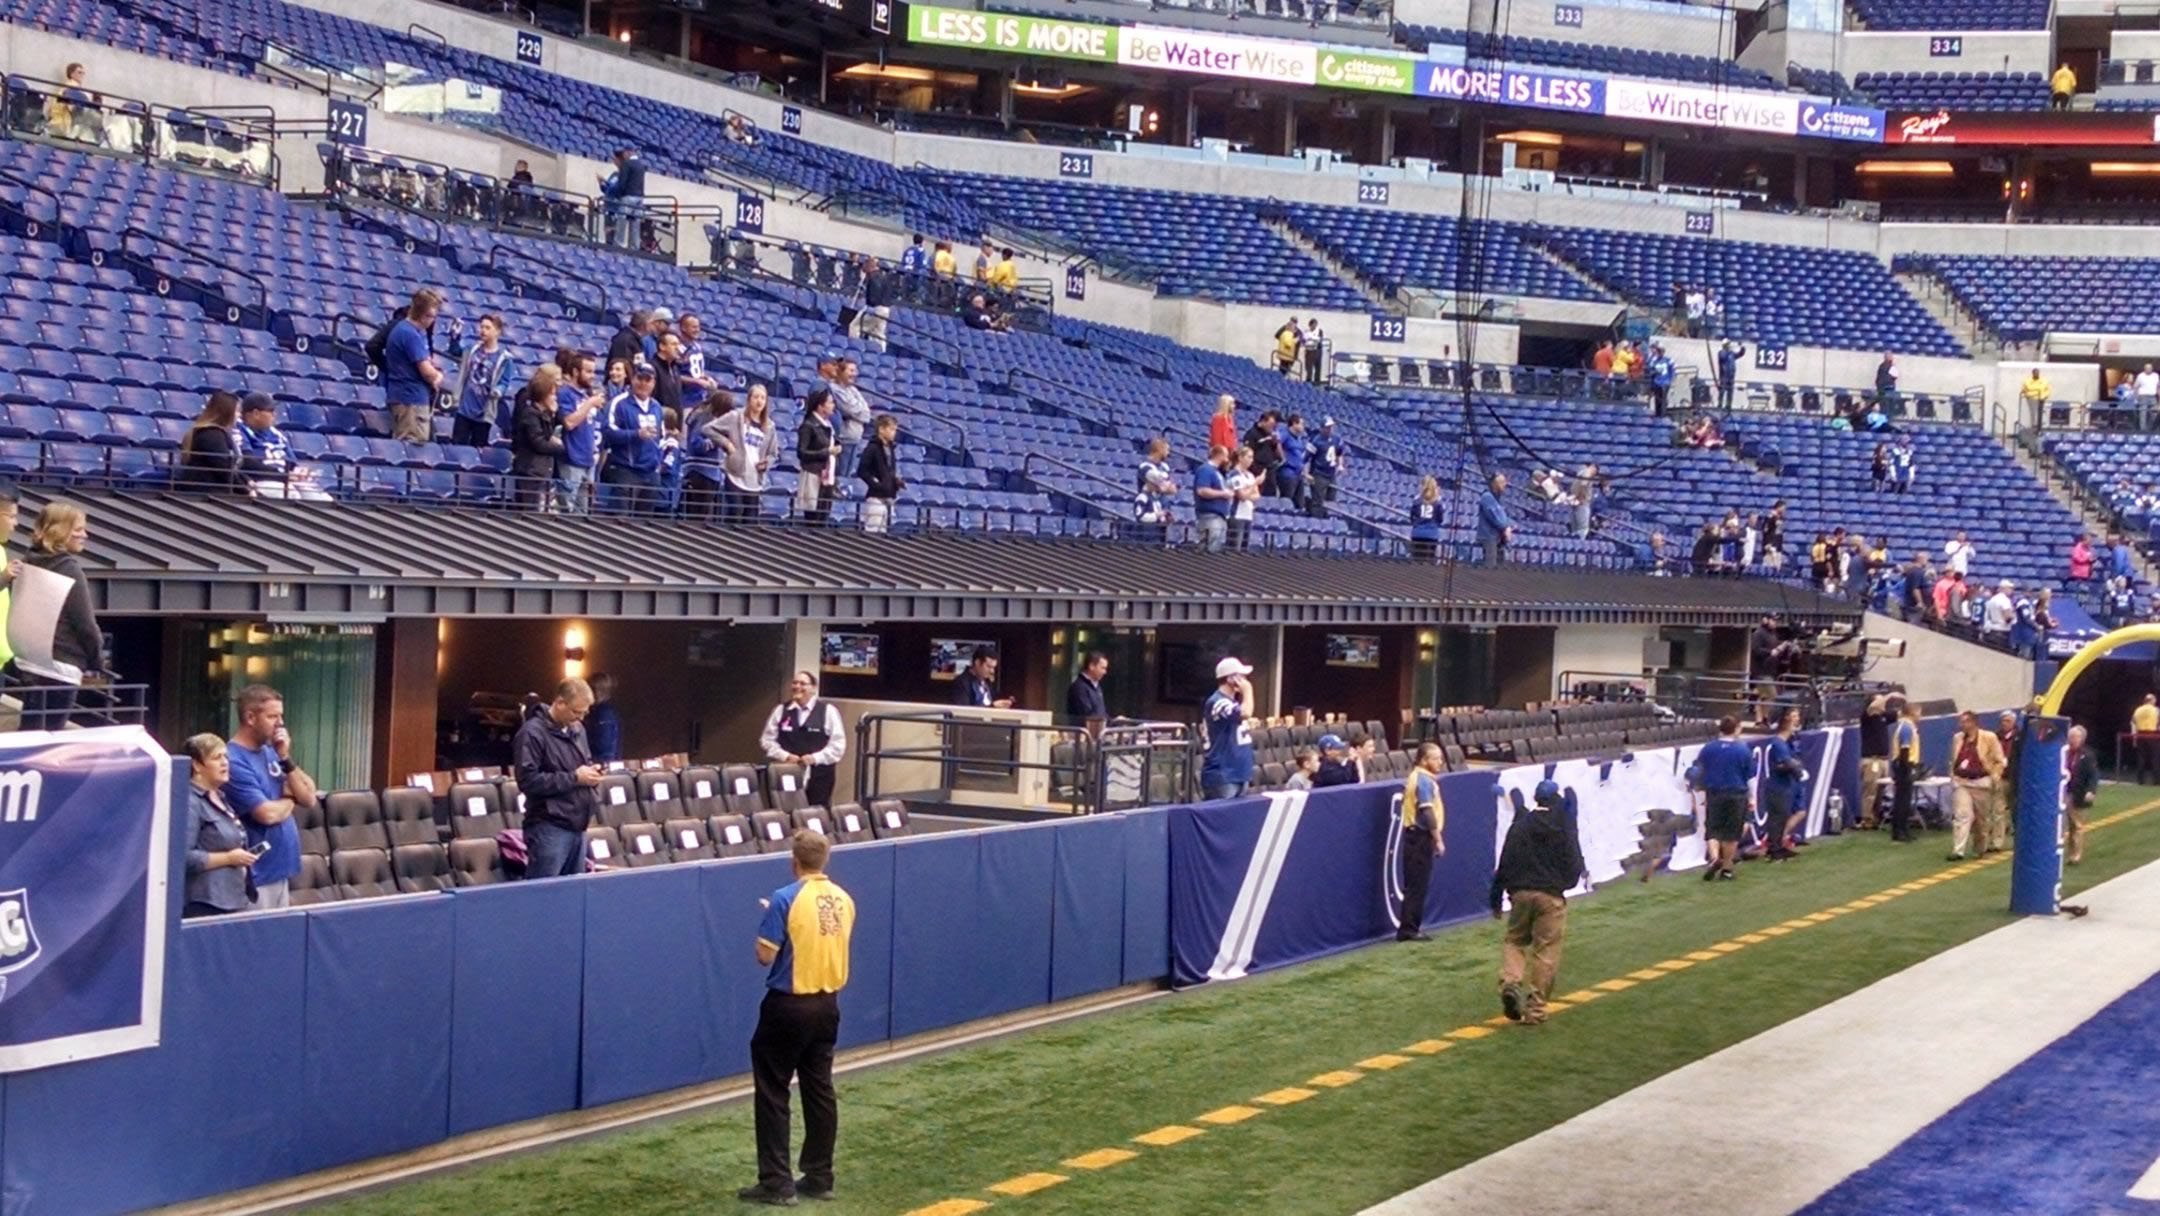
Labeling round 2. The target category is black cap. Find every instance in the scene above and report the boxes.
[241,391,276,414]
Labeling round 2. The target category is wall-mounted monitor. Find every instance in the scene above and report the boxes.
[1325,633,1381,669]
[930,638,995,681]
[820,629,880,677]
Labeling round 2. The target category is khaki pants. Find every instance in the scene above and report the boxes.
[1950,776,2000,856]
[1500,890,1568,1013]
[390,402,434,443]
[1860,756,1888,825]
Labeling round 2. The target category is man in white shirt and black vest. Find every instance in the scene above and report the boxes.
[759,672,847,809]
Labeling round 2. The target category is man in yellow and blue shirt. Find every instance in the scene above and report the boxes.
[742,831,855,1206]
[1396,743,1447,942]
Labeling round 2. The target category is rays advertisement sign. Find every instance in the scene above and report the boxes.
[0,727,173,1070]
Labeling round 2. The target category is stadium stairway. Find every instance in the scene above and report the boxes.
[1254,211,1407,316]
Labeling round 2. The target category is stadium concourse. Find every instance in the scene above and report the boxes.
[6,0,2160,1213]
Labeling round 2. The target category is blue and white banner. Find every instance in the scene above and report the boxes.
[1414,63,1604,115]
[1169,729,1857,987]
[0,727,172,1071]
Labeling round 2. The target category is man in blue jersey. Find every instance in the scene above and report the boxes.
[1695,715,1752,881]
[1762,707,1807,861]
[676,313,719,415]
[1305,417,1343,519]
[1200,657,1257,800]
[1193,446,1234,553]
[741,830,855,1207]
[222,684,318,909]
[554,350,604,513]
[1132,437,1175,547]
[602,361,666,514]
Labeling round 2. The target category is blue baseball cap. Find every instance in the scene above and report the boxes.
[1318,733,1346,751]
[1534,780,1562,807]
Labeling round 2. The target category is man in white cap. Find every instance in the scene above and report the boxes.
[1200,658,1257,800]
[1981,578,2016,642]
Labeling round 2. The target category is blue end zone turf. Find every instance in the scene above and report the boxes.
[1801,971,2160,1215]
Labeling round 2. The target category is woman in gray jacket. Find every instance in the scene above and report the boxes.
[702,382,777,525]
[183,734,257,917]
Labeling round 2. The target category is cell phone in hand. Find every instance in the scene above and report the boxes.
[248,841,272,859]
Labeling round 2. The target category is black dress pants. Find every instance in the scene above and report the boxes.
[751,989,841,1196]
[1399,825,1434,938]
[1891,757,1916,841]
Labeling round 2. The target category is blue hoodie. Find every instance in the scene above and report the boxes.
[604,390,666,475]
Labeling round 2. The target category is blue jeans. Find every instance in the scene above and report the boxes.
[1204,781,1246,801]
[555,462,592,514]
[835,439,860,495]
[524,819,585,880]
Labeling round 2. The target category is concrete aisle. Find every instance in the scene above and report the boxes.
[1362,859,2160,1216]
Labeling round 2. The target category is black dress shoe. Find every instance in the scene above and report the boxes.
[796,1181,836,1203]
[738,1185,797,1206]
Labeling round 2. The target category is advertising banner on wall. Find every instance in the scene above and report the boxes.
[1413,62,1604,114]
[1887,108,2160,146]
[0,727,173,1071]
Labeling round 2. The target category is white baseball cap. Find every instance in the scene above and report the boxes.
[1215,657,1253,680]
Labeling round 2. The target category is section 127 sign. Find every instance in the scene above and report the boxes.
[0,728,173,1071]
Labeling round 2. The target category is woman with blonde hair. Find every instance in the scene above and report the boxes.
[21,500,103,725]
[1409,475,1444,563]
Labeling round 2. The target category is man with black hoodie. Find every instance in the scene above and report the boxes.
[855,413,902,534]
[1491,779,1586,1025]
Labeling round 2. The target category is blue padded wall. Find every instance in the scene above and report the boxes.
[1,912,309,1216]
[299,895,455,1173]
[890,831,986,1038]
[971,823,1057,1021]
[823,844,895,1048]
[1050,813,1127,1002]
[698,852,794,1080]
[448,880,586,1134]
[1121,807,1171,984]
[580,865,716,1108]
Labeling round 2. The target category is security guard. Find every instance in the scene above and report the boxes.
[758,671,846,809]
[741,831,855,1207]
[1396,742,1447,942]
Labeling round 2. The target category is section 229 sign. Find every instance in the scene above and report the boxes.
[0,728,173,1071]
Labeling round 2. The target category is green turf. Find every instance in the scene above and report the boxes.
[321,787,2160,1216]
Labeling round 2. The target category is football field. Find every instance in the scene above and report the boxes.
[316,788,2160,1216]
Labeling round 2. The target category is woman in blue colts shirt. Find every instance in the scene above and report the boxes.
[1408,475,1443,563]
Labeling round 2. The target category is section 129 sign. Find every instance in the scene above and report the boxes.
[1065,264,1086,301]
[1369,314,1406,343]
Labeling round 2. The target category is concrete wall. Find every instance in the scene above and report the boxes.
[1861,610,2035,713]
[1835,31,2053,78]
[1398,0,1733,58]
[1549,623,1658,698]
[2109,31,2160,63]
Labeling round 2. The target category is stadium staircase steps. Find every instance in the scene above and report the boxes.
[1522,236,1642,308]
[1893,269,2000,356]
[1257,213,1404,314]
[2012,437,2160,588]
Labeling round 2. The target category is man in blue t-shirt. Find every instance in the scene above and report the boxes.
[1762,707,1807,861]
[677,313,719,412]
[1200,657,1257,800]
[1193,446,1234,553]
[1476,472,1513,566]
[1692,715,1753,881]
[222,683,318,909]
[554,351,604,514]
[1277,415,1309,510]
[384,288,446,444]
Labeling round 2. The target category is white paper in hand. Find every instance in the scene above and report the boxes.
[7,563,81,684]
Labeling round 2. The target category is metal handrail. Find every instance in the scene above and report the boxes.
[0,165,63,230]
[486,241,608,323]
[406,22,448,47]
[118,224,271,324]
[1020,452,1135,521]
[242,35,384,102]
[327,172,446,254]
[861,385,969,458]
[1007,367,1121,437]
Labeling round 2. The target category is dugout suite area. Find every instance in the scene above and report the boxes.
[117,616,1762,791]
[68,490,1837,790]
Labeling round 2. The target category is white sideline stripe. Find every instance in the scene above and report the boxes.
[1361,858,2160,1216]
[2130,1153,2160,1201]
[1208,791,1308,981]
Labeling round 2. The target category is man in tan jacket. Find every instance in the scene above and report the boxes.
[1947,710,2007,862]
